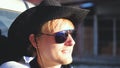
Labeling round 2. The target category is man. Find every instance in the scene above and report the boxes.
[6,0,89,68]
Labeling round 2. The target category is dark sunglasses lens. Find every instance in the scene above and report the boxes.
[55,32,68,43]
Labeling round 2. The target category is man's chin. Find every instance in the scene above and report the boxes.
[62,58,73,65]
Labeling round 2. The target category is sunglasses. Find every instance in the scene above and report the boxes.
[38,30,76,43]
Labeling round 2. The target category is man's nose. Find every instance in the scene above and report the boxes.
[64,34,75,46]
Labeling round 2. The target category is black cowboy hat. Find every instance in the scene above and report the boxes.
[8,0,89,57]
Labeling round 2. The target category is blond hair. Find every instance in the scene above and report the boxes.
[41,18,74,34]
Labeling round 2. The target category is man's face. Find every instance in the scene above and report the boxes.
[35,19,75,66]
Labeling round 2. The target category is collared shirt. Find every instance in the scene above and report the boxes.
[0,61,29,68]
[30,58,72,68]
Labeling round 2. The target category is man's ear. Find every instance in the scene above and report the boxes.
[29,34,37,49]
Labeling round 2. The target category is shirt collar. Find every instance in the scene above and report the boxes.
[30,57,72,68]
[30,58,39,68]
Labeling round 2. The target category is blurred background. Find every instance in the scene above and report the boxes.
[0,0,120,68]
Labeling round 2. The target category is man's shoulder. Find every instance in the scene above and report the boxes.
[0,61,30,68]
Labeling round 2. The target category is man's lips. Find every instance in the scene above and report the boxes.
[62,50,71,54]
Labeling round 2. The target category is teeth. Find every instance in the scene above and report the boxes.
[62,50,70,53]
